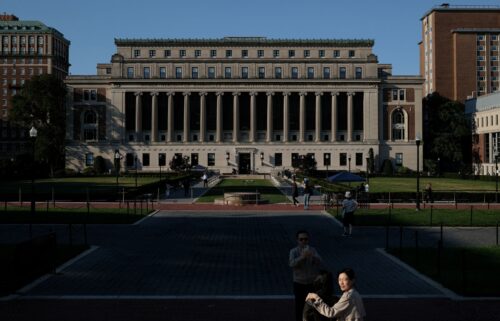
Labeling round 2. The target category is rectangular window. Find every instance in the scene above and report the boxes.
[210,50,217,58]
[127,67,134,78]
[134,49,141,58]
[355,153,362,166]
[339,153,347,166]
[149,50,156,58]
[273,50,280,58]
[323,67,330,79]
[175,67,182,79]
[195,49,201,57]
[288,50,295,58]
[333,50,340,58]
[339,67,346,79]
[158,153,166,166]
[225,50,232,58]
[241,50,248,58]
[349,50,355,57]
[307,67,314,79]
[159,67,166,79]
[319,50,325,58]
[274,153,282,166]
[395,153,403,166]
[304,50,310,58]
[291,67,299,79]
[392,89,398,100]
[324,153,331,166]
[399,89,405,101]
[143,67,150,79]
[142,153,150,167]
[191,153,199,166]
[257,50,264,58]
[225,67,231,79]
[291,153,299,167]
[275,67,282,79]
[355,67,362,79]
[192,67,199,79]
[85,153,94,166]
[241,67,248,79]
[208,153,215,166]
[179,49,186,57]
[258,67,265,79]
[208,67,215,79]
[164,49,171,57]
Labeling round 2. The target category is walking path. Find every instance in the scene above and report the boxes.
[1,178,500,320]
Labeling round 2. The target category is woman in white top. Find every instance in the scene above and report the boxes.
[305,268,366,321]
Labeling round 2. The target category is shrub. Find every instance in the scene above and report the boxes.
[381,159,394,176]
[93,156,106,174]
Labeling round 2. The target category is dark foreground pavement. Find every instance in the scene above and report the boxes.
[2,298,500,321]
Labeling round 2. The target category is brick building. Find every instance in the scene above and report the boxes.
[420,4,500,102]
[0,14,70,157]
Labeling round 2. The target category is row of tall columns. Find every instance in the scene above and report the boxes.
[132,91,358,143]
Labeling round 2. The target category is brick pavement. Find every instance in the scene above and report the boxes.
[1,207,500,320]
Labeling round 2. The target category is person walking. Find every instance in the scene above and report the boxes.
[341,191,358,236]
[303,178,312,210]
[289,230,323,321]
[424,182,433,203]
[305,268,366,321]
[291,176,299,206]
[201,172,208,188]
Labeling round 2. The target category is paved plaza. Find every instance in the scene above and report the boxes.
[1,208,500,320]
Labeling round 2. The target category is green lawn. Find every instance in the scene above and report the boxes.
[197,179,290,204]
[364,177,496,193]
[388,247,500,296]
[0,206,151,224]
[329,207,500,226]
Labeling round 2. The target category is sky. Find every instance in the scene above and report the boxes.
[2,0,499,76]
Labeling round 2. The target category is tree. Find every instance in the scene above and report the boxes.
[423,93,470,173]
[10,75,67,177]
[169,155,191,172]
[368,148,375,174]
[292,154,317,175]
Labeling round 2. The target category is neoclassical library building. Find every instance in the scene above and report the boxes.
[65,37,423,174]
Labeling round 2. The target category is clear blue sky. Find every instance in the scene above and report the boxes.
[3,0,499,75]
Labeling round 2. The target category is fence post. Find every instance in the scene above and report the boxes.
[52,186,55,206]
[430,206,433,226]
[496,221,499,246]
[388,206,392,225]
[385,225,389,250]
[437,239,442,277]
[19,186,22,204]
[415,230,419,268]
[46,200,49,213]
[440,223,444,246]
[470,205,473,226]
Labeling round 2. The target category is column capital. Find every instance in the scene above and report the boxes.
[347,92,356,96]
[199,92,208,96]
[232,92,241,96]
[266,91,275,96]
[282,92,291,96]
[249,92,258,96]
[150,92,159,97]
[331,92,339,96]
[134,92,142,97]
[216,92,224,96]
[183,92,191,97]
[299,92,308,96]
[166,92,175,96]
[315,92,323,97]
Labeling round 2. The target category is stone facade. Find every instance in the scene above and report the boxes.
[65,37,423,174]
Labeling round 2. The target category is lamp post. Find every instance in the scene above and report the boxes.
[495,152,499,203]
[437,157,440,177]
[366,156,370,183]
[158,154,164,183]
[134,154,138,189]
[226,152,230,166]
[114,150,120,199]
[416,136,421,211]
[29,126,37,237]
[260,152,264,166]
[348,155,351,173]
[325,153,330,178]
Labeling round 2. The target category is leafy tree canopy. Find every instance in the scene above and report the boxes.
[10,74,67,176]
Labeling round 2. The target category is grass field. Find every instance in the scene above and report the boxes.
[197,179,290,204]
[363,177,496,193]
[0,206,151,224]
[329,207,500,226]
[388,246,500,296]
